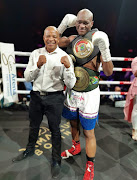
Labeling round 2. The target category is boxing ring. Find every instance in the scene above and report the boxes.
[1,46,137,180]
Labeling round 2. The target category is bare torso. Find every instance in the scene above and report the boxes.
[83,56,100,71]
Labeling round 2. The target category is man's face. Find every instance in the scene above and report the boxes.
[76,12,93,36]
[43,28,59,53]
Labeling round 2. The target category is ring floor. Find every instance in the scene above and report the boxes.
[0,104,137,180]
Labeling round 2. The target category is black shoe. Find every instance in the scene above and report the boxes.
[12,149,34,162]
[51,160,61,179]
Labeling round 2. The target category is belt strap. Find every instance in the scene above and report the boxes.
[31,90,63,96]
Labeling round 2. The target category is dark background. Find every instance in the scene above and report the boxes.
[0,0,137,58]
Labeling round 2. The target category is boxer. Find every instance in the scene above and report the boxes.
[58,9,113,180]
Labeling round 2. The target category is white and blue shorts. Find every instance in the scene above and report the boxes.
[62,87,100,130]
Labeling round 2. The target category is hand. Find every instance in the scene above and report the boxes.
[61,56,70,68]
[92,31,111,62]
[58,14,77,35]
[37,55,46,69]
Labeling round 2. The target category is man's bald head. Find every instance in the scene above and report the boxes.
[44,26,59,36]
[43,26,59,53]
[77,9,93,21]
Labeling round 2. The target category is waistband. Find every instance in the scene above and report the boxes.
[31,90,63,96]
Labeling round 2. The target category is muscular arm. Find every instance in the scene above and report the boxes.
[100,55,113,76]
[58,35,76,48]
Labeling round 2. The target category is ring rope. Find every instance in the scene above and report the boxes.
[16,90,128,95]
[15,78,132,85]
[14,51,134,61]
[0,64,132,72]
[0,50,133,95]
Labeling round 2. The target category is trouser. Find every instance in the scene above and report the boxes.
[132,95,137,130]
[26,90,65,162]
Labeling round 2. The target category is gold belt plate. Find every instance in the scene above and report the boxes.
[73,38,94,59]
[73,67,90,91]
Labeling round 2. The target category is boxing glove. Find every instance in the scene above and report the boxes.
[58,14,77,35]
[92,31,111,62]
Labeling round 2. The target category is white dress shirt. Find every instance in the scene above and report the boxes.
[24,46,76,92]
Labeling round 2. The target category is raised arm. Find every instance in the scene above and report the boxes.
[58,35,76,48]
[61,55,76,89]
[57,14,77,48]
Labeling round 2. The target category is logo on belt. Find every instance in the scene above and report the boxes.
[73,39,94,58]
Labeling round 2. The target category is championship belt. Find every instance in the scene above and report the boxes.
[73,67,90,91]
[73,67,99,92]
[73,38,94,59]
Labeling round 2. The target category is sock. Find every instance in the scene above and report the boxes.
[86,155,95,162]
